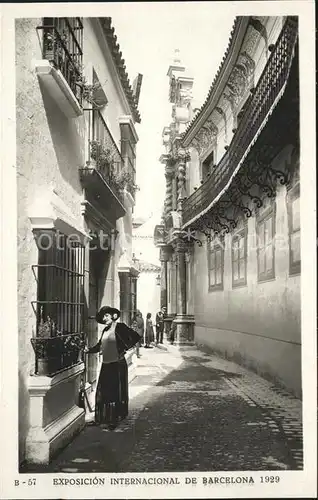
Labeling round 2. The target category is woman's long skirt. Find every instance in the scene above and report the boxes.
[95,357,128,427]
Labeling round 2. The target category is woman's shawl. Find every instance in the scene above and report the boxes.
[87,322,140,356]
[115,322,141,355]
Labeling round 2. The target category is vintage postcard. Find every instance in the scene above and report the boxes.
[0,1,316,498]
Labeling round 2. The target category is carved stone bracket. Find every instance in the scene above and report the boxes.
[249,17,268,52]
[189,115,218,157]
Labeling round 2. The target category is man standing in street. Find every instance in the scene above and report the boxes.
[155,307,165,344]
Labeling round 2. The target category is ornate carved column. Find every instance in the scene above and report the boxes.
[175,239,187,314]
[165,166,174,216]
[172,236,195,345]
[176,149,189,212]
[159,246,170,311]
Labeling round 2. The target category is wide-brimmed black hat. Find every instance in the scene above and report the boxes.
[96,306,121,324]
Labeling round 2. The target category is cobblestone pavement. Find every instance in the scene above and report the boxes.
[23,343,303,473]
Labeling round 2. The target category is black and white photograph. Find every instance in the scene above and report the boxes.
[0,1,316,499]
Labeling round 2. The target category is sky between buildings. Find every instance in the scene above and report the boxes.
[106,2,235,221]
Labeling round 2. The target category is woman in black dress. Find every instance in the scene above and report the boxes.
[84,306,140,430]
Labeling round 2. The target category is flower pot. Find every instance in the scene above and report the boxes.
[37,358,50,376]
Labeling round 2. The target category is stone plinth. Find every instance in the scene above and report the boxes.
[173,315,195,346]
[163,314,176,340]
[173,314,194,346]
[26,362,85,464]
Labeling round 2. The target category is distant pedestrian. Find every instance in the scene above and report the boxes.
[84,306,140,430]
[145,312,155,348]
[135,310,145,346]
[131,316,142,358]
[155,309,165,344]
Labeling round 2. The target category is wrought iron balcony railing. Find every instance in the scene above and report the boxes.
[37,18,83,105]
[182,16,298,227]
[80,109,124,198]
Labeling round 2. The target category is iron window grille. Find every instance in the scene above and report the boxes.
[37,17,84,105]
[208,235,224,291]
[86,108,123,184]
[31,229,85,375]
[232,224,248,288]
[287,182,300,275]
[256,205,276,282]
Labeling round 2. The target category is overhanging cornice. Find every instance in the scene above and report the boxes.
[182,17,250,146]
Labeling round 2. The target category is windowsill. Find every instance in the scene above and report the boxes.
[208,285,224,292]
[35,60,83,118]
[289,268,301,277]
[257,276,276,284]
[28,361,84,393]
[232,281,247,289]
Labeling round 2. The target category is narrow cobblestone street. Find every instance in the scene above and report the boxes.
[23,343,303,473]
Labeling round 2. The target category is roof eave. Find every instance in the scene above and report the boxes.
[99,17,141,123]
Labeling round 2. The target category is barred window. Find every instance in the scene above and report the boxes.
[33,229,85,335]
[287,183,300,275]
[208,237,224,291]
[232,225,247,287]
[39,17,83,103]
[257,208,275,281]
[119,273,138,326]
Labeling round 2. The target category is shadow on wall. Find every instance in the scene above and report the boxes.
[95,249,111,309]
[38,81,85,196]
[19,367,30,464]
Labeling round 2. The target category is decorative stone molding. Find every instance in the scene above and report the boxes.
[190,115,218,157]
[172,315,195,345]
[29,188,91,244]
[26,362,85,464]
[159,246,172,262]
[35,60,83,119]
[239,51,256,80]
[119,115,139,143]
[249,17,268,51]
[242,25,261,57]
[172,236,188,253]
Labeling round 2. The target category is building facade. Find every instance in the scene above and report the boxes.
[155,17,300,395]
[133,216,161,321]
[16,17,142,464]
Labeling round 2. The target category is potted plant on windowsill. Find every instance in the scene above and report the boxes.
[30,310,60,376]
[30,308,84,376]
[110,168,140,198]
[88,140,115,179]
[75,72,107,109]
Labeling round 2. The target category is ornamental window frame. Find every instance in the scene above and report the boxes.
[33,229,85,335]
[256,202,276,282]
[287,182,300,275]
[231,222,248,288]
[39,17,84,104]
[31,228,85,375]
[207,234,224,291]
